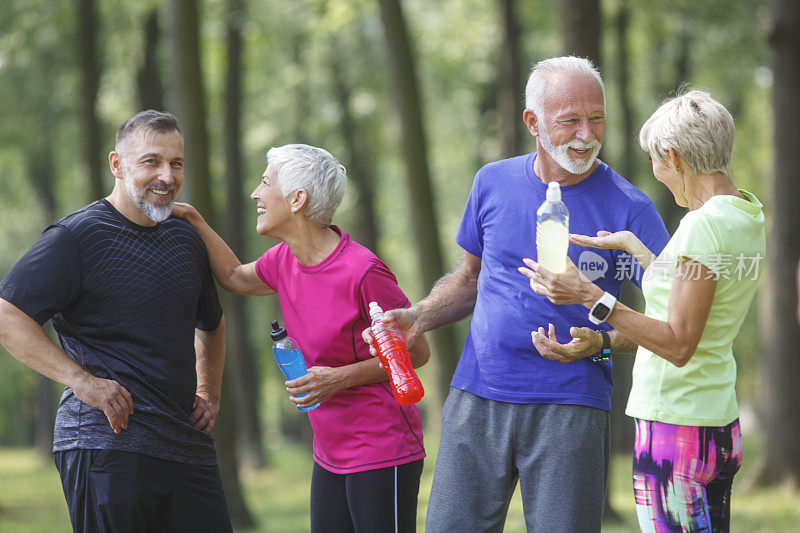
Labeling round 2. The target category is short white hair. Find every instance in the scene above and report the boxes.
[525,56,605,116]
[639,90,734,175]
[266,144,347,225]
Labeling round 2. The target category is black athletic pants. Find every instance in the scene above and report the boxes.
[310,459,424,533]
[54,449,232,533]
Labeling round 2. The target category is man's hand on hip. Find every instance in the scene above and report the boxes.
[191,394,219,434]
[71,374,134,434]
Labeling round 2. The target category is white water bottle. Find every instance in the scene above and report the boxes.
[536,182,569,273]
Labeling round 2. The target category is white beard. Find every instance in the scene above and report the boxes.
[123,167,175,223]
[538,124,602,175]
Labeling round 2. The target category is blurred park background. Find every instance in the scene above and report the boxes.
[1,0,799,530]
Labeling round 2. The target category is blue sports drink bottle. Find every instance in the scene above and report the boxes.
[270,320,320,412]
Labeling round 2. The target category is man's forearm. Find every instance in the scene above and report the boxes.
[195,318,226,403]
[0,298,133,432]
[414,262,479,333]
[0,298,89,388]
[609,329,638,354]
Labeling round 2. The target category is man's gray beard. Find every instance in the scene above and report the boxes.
[123,168,174,223]
[538,123,601,175]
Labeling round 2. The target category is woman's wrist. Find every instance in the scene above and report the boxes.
[331,365,351,390]
[621,231,638,254]
[582,283,605,309]
[186,209,203,227]
[625,232,649,257]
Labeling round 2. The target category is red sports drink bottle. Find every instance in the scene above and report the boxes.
[368,302,424,406]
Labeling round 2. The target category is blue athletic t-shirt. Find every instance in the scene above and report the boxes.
[454,153,670,410]
[0,200,223,465]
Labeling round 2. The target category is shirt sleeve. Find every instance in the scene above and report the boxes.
[356,262,412,323]
[621,202,671,288]
[254,244,281,292]
[0,225,83,325]
[454,170,485,257]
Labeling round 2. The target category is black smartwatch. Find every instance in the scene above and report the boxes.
[590,330,611,363]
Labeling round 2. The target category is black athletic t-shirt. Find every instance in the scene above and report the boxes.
[0,200,223,465]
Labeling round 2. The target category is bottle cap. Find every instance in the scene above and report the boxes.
[546,181,561,202]
[368,301,383,320]
[270,320,288,341]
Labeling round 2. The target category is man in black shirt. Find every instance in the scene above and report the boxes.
[0,110,232,532]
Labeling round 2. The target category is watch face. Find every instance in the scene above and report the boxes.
[592,303,611,321]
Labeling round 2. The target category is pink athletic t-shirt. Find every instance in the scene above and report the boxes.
[255,226,425,474]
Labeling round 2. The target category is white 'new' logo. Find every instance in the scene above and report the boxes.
[578,250,608,282]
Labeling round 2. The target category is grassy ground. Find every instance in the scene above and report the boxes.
[0,433,797,532]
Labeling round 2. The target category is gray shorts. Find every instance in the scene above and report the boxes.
[425,388,610,533]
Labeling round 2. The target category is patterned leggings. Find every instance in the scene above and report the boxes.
[633,418,742,533]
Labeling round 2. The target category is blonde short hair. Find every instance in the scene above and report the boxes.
[639,90,734,175]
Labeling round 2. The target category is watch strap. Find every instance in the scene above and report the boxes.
[590,330,612,363]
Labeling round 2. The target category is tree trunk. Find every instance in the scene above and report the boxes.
[224,0,266,471]
[496,0,524,158]
[377,0,461,406]
[652,14,693,234]
[611,2,637,467]
[611,0,636,461]
[560,0,610,170]
[559,0,601,65]
[168,0,254,526]
[754,0,800,487]
[76,0,104,200]
[291,24,311,145]
[329,35,380,255]
[674,16,692,92]
[168,0,213,219]
[137,8,165,111]
[615,0,635,181]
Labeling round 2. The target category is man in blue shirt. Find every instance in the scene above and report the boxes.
[0,111,232,532]
[375,57,670,531]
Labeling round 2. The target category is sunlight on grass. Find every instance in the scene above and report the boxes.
[1,431,798,532]
[240,441,312,532]
[0,449,70,533]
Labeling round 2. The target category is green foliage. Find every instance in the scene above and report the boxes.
[0,359,36,446]
[0,449,69,531]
